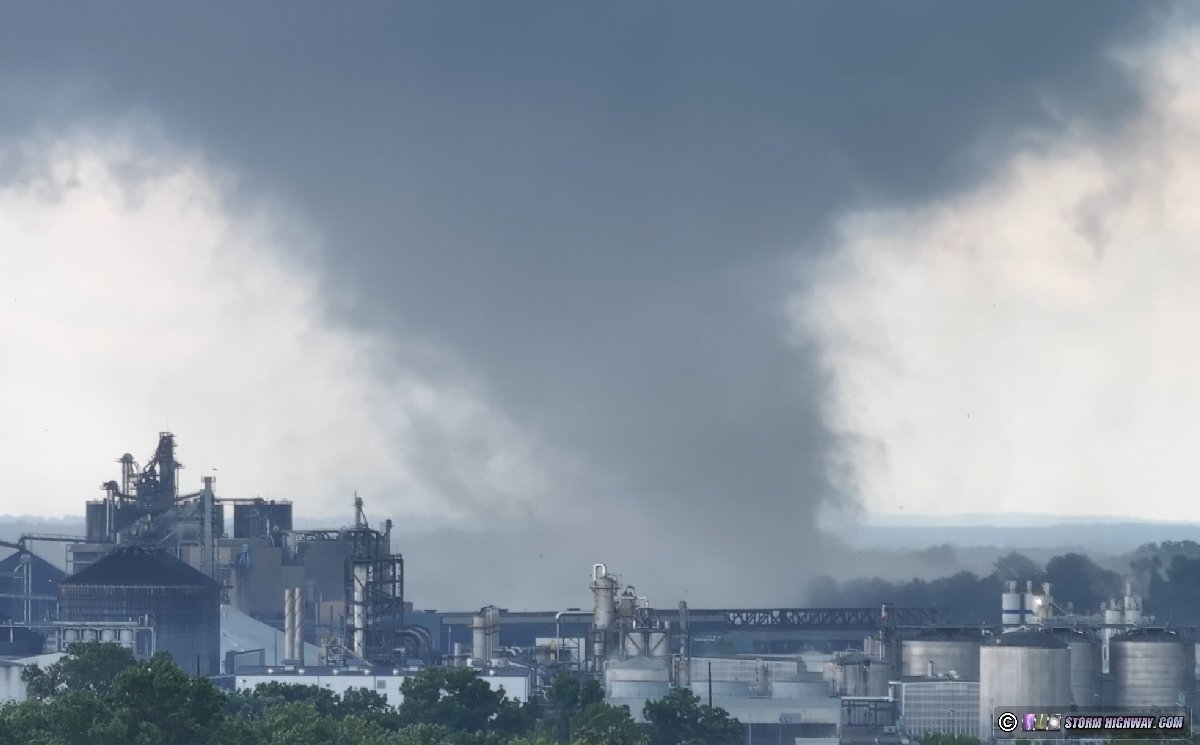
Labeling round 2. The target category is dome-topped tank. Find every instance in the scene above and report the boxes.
[1111,629,1195,708]
[979,632,1071,740]
[901,630,984,679]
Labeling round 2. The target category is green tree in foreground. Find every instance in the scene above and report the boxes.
[21,640,138,700]
[573,701,647,745]
[2,642,746,745]
[642,688,741,745]
[397,666,536,736]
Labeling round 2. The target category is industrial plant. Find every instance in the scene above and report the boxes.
[2,433,1199,744]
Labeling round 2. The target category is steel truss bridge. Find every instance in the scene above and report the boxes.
[708,607,951,630]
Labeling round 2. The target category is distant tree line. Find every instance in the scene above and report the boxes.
[807,540,1200,625]
[1,641,742,745]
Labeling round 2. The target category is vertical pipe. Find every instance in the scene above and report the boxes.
[707,661,713,709]
[284,588,295,661]
[294,586,306,665]
[201,477,214,578]
[352,563,368,659]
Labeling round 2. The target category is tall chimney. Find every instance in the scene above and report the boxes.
[283,588,296,661]
[293,587,306,665]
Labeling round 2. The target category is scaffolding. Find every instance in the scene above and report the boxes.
[343,494,406,666]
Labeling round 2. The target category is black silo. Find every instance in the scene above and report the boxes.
[58,546,220,675]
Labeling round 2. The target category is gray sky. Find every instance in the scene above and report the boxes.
[0,2,1192,608]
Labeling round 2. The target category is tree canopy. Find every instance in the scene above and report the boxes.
[3,646,722,745]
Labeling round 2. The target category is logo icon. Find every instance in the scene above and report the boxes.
[996,712,1020,733]
[1047,714,1061,732]
[1023,713,1037,731]
[1035,714,1049,731]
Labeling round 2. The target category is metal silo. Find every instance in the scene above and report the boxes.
[605,656,670,701]
[978,632,1071,740]
[1050,630,1100,707]
[833,652,891,696]
[58,546,220,675]
[623,631,647,657]
[901,630,984,679]
[1001,581,1023,629]
[1111,629,1195,708]
[647,630,669,658]
[589,564,617,630]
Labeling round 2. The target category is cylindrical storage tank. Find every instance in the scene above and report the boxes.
[232,504,260,539]
[901,631,983,679]
[58,546,220,675]
[62,628,79,643]
[1051,630,1100,707]
[119,628,135,643]
[1022,593,1038,624]
[100,628,116,642]
[647,631,669,658]
[822,661,836,683]
[833,653,867,695]
[471,613,488,661]
[1111,630,1195,708]
[623,631,646,657]
[692,680,752,698]
[1002,590,1023,628]
[605,658,670,701]
[617,590,637,621]
[85,501,109,543]
[867,659,892,697]
[979,632,1071,741]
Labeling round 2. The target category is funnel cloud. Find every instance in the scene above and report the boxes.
[0,3,1187,608]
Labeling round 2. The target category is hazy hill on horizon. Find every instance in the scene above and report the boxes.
[3,513,1194,608]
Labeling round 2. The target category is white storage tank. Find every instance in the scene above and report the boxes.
[902,631,983,679]
[1111,629,1195,708]
[647,630,669,658]
[691,680,752,699]
[623,632,646,657]
[605,657,670,701]
[1001,581,1024,628]
[832,651,891,697]
[979,631,1071,740]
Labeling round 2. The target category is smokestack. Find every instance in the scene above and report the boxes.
[293,586,305,665]
[284,588,296,661]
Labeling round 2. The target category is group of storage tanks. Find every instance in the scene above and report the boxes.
[891,627,1195,738]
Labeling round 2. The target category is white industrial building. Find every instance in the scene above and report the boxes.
[897,680,979,739]
[0,652,65,703]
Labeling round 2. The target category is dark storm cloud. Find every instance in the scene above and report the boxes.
[0,2,1180,607]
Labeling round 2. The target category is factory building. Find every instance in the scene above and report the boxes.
[7,432,1200,745]
[0,550,62,626]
